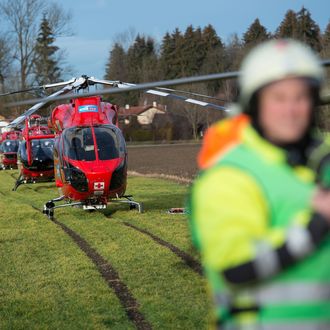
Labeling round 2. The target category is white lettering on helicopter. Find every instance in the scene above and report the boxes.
[78,105,98,113]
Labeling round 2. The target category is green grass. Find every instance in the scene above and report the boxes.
[0,171,211,329]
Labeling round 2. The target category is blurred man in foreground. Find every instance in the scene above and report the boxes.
[189,39,330,329]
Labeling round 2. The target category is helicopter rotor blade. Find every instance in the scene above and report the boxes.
[85,78,228,111]
[155,87,229,103]
[0,78,77,98]
[41,78,77,90]
[7,71,239,107]
[322,59,330,67]
[5,58,330,107]
[143,88,227,111]
[90,80,228,111]
[8,77,87,128]
[87,77,121,86]
[0,86,41,97]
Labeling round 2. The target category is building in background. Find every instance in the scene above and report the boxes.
[119,102,192,141]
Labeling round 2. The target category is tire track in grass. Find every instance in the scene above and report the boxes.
[123,222,203,276]
[31,206,152,330]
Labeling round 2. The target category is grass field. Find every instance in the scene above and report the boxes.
[0,170,211,329]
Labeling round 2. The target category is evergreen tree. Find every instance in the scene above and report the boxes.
[200,24,224,74]
[321,22,330,60]
[126,34,158,83]
[125,35,158,104]
[243,18,270,47]
[276,10,299,39]
[224,33,243,71]
[160,28,183,79]
[296,7,321,51]
[202,24,224,50]
[104,42,129,105]
[160,32,176,79]
[323,22,330,49]
[104,43,127,81]
[200,24,225,94]
[180,25,205,76]
[34,15,61,85]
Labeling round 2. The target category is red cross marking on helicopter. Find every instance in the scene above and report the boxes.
[94,182,105,190]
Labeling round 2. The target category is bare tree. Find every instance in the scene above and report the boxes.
[112,27,137,51]
[0,33,12,92]
[0,0,72,89]
[46,2,73,37]
[0,0,42,88]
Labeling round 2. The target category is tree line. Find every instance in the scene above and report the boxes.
[104,7,330,138]
[105,7,330,104]
[0,3,329,136]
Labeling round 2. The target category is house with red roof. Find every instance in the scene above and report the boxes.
[119,102,166,126]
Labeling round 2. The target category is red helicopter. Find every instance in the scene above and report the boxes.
[7,75,228,218]
[0,129,22,170]
[7,76,141,218]
[13,114,55,190]
[5,59,330,218]
[46,77,145,218]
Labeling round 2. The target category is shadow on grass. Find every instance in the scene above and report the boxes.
[0,238,24,244]
[32,184,56,192]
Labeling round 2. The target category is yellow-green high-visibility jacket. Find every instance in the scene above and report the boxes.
[189,114,330,330]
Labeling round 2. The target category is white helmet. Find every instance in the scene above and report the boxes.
[239,39,324,108]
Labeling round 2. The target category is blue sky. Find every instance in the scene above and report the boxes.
[56,0,330,79]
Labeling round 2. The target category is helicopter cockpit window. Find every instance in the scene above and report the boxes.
[32,139,54,160]
[94,126,120,160]
[1,140,19,153]
[19,139,54,161]
[63,126,125,162]
[63,127,96,161]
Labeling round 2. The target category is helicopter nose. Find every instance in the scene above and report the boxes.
[90,176,108,196]
[93,181,105,190]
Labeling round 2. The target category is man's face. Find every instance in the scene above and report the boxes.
[258,78,313,144]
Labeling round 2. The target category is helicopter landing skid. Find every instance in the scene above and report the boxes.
[13,176,53,191]
[43,196,83,219]
[43,195,143,219]
[109,195,143,213]
[12,175,25,191]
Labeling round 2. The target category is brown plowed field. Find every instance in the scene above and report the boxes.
[127,143,202,180]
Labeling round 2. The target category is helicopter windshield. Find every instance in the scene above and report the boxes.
[1,140,19,153]
[18,139,54,162]
[31,139,54,160]
[94,126,120,160]
[63,125,124,161]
